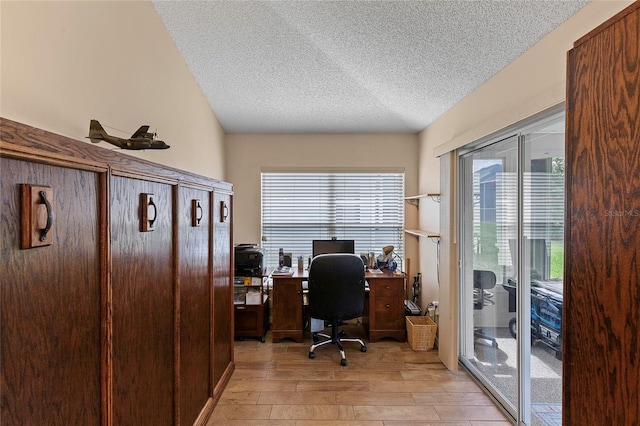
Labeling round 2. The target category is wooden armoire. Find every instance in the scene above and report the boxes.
[565,2,639,424]
[0,118,234,425]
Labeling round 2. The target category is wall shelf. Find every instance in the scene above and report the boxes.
[404,194,440,241]
[405,193,440,205]
[404,229,440,241]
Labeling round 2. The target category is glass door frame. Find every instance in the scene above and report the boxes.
[457,108,565,425]
[458,133,522,422]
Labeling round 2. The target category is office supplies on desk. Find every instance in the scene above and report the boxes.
[375,245,400,272]
[272,266,292,275]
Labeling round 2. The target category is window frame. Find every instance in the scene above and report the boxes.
[261,169,405,268]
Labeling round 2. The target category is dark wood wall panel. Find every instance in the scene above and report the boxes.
[565,2,640,424]
[178,186,212,425]
[212,191,233,392]
[110,176,175,424]
[1,116,233,425]
[0,158,102,424]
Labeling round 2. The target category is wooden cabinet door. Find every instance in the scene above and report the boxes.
[565,3,640,423]
[271,277,304,342]
[178,186,212,425]
[212,190,233,393]
[0,158,102,424]
[111,176,174,425]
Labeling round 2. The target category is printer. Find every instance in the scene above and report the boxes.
[234,244,264,277]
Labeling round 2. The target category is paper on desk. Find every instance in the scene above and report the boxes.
[272,267,293,276]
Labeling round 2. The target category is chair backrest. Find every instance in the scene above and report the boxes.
[474,269,496,290]
[473,270,497,310]
[307,253,366,321]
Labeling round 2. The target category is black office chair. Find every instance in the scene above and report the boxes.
[473,269,498,348]
[307,253,367,366]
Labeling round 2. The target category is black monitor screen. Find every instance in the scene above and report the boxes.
[312,239,355,257]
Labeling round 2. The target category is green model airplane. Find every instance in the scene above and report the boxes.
[87,119,170,150]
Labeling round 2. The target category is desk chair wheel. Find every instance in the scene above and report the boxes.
[308,351,315,359]
[361,344,367,352]
[341,358,347,366]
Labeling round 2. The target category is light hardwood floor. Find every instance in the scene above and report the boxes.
[209,321,512,425]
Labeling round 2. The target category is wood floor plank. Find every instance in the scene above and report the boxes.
[296,421,383,426]
[225,379,298,392]
[208,404,273,420]
[207,420,296,426]
[435,404,509,421]
[257,391,337,405]
[411,392,497,405]
[296,380,370,392]
[335,391,415,406]
[353,405,440,421]
[270,404,355,420]
[217,390,261,405]
[368,380,446,393]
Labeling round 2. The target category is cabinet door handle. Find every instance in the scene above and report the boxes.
[38,190,54,242]
[192,199,203,227]
[385,304,391,308]
[220,200,229,222]
[140,193,157,232]
[20,184,54,249]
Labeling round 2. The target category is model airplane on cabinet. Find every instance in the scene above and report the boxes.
[87,119,170,150]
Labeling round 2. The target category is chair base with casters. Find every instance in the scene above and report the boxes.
[474,328,498,348]
[308,319,366,366]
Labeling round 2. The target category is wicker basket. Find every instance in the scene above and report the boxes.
[406,316,437,351]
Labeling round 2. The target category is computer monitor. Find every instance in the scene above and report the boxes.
[312,239,355,257]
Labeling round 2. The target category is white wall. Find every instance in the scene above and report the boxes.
[226,133,420,285]
[1,1,226,180]
[418,0,633,370]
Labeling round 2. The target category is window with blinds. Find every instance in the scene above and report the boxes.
[261,171,405,267]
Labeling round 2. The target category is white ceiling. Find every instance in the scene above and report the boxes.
[152,0,588,134]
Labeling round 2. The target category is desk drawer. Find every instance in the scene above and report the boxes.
[373,297,404,328]
[371,281,402,297]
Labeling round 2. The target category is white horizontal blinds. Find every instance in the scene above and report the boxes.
[261,172,405,267]
[523,172,565,241]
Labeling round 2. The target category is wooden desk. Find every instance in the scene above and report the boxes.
[271,269,406,343]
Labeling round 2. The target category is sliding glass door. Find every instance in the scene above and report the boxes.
[459,112,564,425]
[460,135,520,418]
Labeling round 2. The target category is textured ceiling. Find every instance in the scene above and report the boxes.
[152,0,588,134]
